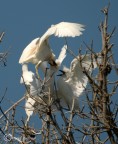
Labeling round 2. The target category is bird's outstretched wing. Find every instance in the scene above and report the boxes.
[52,22,85,37]
[78,54,101,70]
[55,45,67,66]
[70,54,101,76]
[40,22,85,45]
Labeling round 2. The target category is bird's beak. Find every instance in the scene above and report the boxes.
[49,60,57,66]
[57,70,65,76]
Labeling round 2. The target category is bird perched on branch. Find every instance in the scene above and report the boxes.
[20,64,42,124]
[19,22,85,78]
[57,54,101,110]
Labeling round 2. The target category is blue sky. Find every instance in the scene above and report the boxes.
[0,0,118,123]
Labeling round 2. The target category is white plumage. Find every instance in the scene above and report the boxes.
[41,22,85,40]
[25,98,35,123]
[20,64,35,85]
[19,22,85,77]
[57,54,101,110]
[20,64,41,124]
[19,37,55,78]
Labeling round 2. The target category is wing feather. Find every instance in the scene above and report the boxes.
[70,54,101,74]
[40,22,85,45]
[19,38,39,63]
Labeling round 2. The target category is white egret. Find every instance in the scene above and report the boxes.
[20,64,41,124]
[57,54,101,136]
[19,22,85,78]
[57,54,101,110]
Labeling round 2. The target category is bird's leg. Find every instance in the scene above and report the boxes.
[35,61,41,80]
[35,64,40,78]
[25,116,29,127]
[67,98,75,137]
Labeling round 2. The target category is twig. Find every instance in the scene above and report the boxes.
[0,32,5,43]
[67,98,75,137]
[0,87,7,104]
[0,96,25,119]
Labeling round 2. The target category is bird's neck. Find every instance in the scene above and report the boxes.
[22,64,28,72]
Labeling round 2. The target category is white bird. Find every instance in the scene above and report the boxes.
[20,64,42,124]
[57,54,101,136]
[19,22,85,78]
[57,54,101,110]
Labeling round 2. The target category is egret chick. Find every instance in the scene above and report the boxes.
[57,54,101,110]
[20,64,41,124]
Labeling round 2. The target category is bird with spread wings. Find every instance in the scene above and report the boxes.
[57,54,101,110]
[19,22,85,78]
